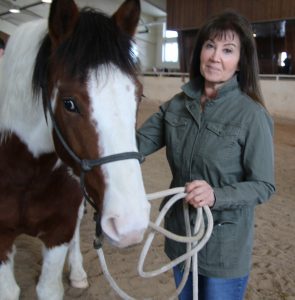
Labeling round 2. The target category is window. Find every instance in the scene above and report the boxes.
[162,42,178,62]
[278,51,287,67]
[162,25,179,63]
[165,30,178,38]
[252,20,294,74]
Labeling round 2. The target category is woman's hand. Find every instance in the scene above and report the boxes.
[185,180,215,208]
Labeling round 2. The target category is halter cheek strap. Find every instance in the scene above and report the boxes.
[47,99,145,217]
[47,100,144,166]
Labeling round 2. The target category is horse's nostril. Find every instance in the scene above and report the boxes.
[101,215,146,247]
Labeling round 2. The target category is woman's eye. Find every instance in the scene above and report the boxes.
[205,42,214,49]
[63,98,80,113]
[224,48,233,54]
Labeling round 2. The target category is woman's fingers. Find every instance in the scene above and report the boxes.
[185,180,215,207]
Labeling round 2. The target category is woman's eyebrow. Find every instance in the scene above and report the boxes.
[223,42,238,47]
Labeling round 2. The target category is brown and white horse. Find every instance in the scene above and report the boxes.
[0,0,150,299]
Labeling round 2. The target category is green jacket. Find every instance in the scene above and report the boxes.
[137,76,275,278]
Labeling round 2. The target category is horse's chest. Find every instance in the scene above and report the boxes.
[0,133,57,188]
[0,133,82,234]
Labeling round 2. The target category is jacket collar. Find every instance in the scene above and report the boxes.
[182,75,239,102]
[182,75,239,126]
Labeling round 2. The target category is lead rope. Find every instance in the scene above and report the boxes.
[95,187,214,300]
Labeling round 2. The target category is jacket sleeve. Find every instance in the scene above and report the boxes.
[137,105,166,156]
[213,108,276,210]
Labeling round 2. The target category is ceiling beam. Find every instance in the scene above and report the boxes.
[0,1,43,17]
[0,18,16,34]
[144,0,166,12]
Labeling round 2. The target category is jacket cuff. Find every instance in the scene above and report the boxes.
[212,187,228,210]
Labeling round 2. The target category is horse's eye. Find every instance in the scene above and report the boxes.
[63,98,80,113]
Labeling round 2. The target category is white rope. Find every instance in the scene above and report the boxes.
[96,187,214,300]
[97,247,135,300]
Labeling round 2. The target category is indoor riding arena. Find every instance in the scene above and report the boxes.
[0,1,294,300]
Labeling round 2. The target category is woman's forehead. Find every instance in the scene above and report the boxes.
[208,29,240,43]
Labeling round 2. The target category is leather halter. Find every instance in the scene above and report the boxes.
[47,99,145,214]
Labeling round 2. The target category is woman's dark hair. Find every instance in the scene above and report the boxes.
[190,10,265,107]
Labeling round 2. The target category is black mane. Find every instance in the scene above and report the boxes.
[32,8,138,98]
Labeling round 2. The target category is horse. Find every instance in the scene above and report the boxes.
[0,0,150,299]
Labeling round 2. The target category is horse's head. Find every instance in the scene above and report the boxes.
[33,0,150,248]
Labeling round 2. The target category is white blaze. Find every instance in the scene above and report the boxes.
[88,66,150,247]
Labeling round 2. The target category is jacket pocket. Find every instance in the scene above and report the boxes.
[213,220,237,242]
[204,220,239,267]
[164,111,188,154]
[197,122,240,159]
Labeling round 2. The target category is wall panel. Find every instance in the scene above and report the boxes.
[167,0,295,30]
[285,21,295,73]
[168,0,295,74]
[207,0,252,20]
[167,0,207,30]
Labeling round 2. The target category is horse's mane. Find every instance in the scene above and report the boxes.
[32,8,138,99]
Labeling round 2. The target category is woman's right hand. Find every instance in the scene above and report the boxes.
[185,180,215,208]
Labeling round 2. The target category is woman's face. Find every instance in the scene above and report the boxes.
[200,30,241,87]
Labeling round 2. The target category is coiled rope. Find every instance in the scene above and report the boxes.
[96,187,214,300]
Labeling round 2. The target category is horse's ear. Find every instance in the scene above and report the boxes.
[48,0,79,48]
[112,0,140,36]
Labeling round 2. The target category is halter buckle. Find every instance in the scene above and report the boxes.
[81,159,92,172]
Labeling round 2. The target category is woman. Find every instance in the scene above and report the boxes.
[137,10,275,300]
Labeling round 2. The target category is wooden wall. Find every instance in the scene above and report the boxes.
[167,0,295,30]
[167,0,295,74]
[285,21,295,73]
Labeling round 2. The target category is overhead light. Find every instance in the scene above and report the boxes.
[9,6,20,13]
[42,0,52,3]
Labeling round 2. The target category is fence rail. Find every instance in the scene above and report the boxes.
[142,72,295,81]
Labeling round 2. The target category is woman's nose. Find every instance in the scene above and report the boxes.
[210,49,221,62]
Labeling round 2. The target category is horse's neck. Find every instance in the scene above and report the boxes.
[0,20,54,157]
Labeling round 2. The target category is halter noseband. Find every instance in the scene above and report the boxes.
[47,99,145,214]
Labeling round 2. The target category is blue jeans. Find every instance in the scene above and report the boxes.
[173,265,249,300]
